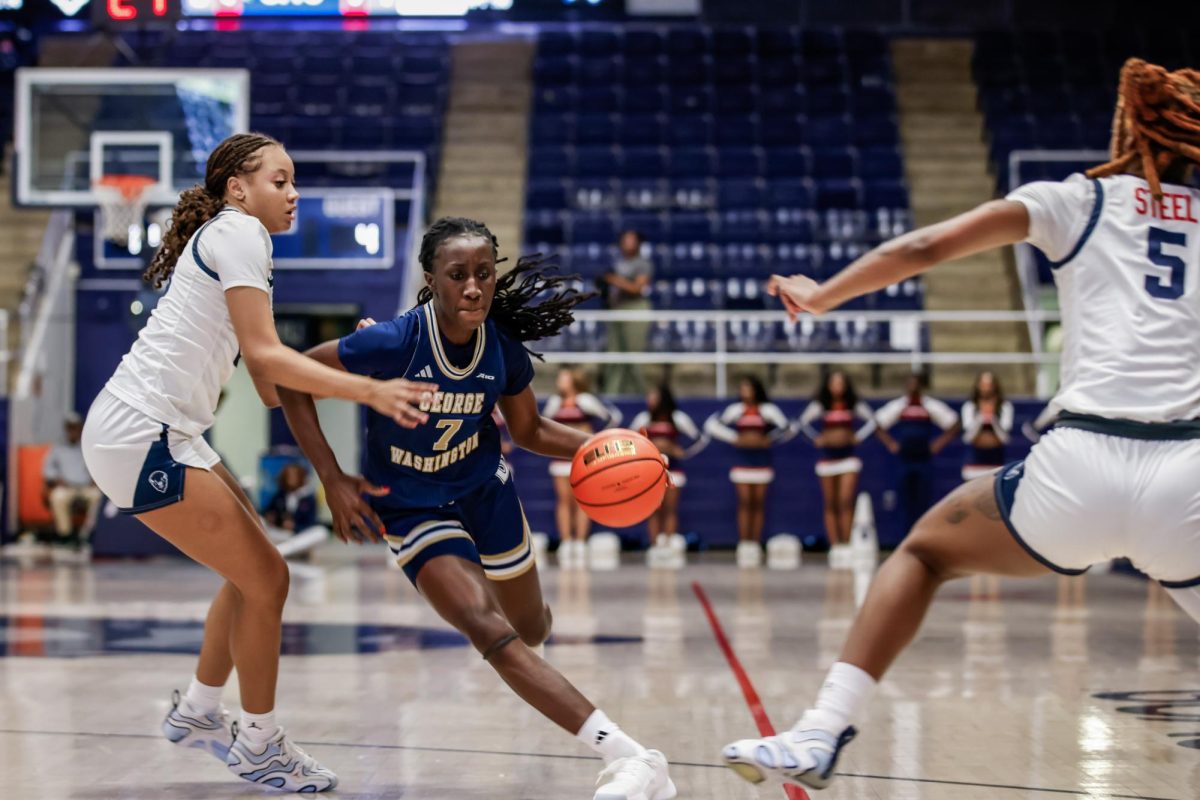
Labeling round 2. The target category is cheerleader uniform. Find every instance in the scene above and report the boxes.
[705,402,790,484]
[629,409,701,488]
[797,400,878,477]
[541,393,621,477]
[960,399,1015,481]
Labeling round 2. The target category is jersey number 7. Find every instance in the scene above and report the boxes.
[1145,227,1188,300]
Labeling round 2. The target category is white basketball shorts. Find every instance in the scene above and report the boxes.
[995,421,1200,588]
[81,388,220,514]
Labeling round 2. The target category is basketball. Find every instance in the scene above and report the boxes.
[570,429,668,527]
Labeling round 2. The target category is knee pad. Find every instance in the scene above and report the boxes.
[480,631,520,661]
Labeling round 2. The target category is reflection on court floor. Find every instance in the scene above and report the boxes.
[1,553,1197,799]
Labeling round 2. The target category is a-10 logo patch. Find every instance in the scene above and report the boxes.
[1092,690,1200,749]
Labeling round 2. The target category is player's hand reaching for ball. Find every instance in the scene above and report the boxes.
[767,273,828,319]
[324,471,389,544]
[367,379,437,428]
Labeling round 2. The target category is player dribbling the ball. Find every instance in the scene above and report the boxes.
[277,217,677,800]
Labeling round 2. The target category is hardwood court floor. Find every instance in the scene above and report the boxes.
[1,550,1197,799]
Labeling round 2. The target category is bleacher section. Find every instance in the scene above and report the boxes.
[119,30,449,187]
[975,29,1194,190]
[524,27,921,356]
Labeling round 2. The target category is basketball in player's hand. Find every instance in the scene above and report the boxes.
[570,429,668,527]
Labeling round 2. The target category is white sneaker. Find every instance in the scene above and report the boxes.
[226,725,338,792]
[722,725,856,789]
[594,749,677,800]
[736,541,762,568]
[161,690,233,761]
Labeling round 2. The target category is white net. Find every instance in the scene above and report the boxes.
[95,177,155,247]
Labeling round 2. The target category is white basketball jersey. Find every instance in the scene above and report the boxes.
[1008,173,1200,423]
[105,207,274,437]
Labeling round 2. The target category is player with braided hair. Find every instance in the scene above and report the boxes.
[81,133,437,791]
[277,216,677,800]
[722,57,1200,790]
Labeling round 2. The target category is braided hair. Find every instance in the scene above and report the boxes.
[1087,58,1200,199]
[416,217,593,358]
[143,132,281,289]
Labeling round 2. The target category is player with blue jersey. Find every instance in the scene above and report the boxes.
[278,218,677,800]
[722,59,1200,791]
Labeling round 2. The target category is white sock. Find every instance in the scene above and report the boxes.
[183,676,224,715]
[798,662,877,733]
[576,709,645,764]
[239,710,279,745]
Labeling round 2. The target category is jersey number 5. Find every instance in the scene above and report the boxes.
[433,419,463,451]
[1146,227,1188,300]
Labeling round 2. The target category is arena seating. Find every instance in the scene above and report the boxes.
[118,30,449,187]
[524,27,919,354]
[974,28,1194,283]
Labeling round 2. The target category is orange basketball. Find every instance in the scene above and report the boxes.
[570,428,668,527]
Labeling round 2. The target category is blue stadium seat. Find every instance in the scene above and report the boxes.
[717,179,764,209]
[666,28,709,57]
[810,147,857,179]
[715,209,768,244]
[759,59,803,85]
[714,117,759,147]
[571,212,618,245]
[669,212,715,244]
[803,115,852,146]
[578,86,622,113]
[538,31,576,57]
[578,59,621,86]
[670,178,716,209]
[761,116,805,146]
[528,147,573,179]
[527,180,567,211]
[715,148,763,178]
[524,211,566,245]
[863,180,909,211]
[714,88,756,116]
[713,28,754,57]
[619,114,665,147]
[621,178,669,210]
[668,148,715,178]
[767,179,814,209]
[624,29,664,57]
[808,87,850,115]
[572,178,619,211]
[859,146,903,179]
[534,56,575,86]
[756,28,798,57]
[758,88,806,114]
[768,209,815,243]
[713,59,756,85]
[621,147,667,178]
[669,86,713,114]
[667,115,713,147]
[575,113,619,146]
[763,148,810,177]
[622,58,664,86]
[619,212,666,242]
[579,30,620,57]
[530,113,573,145]
[624,87,667,113]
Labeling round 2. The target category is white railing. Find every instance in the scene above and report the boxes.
[543,308,1061,396]
[1007,149,1106,395]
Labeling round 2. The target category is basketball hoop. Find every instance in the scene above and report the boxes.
[95,175,158,247]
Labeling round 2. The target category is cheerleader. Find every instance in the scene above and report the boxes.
[705,376,791,567]
[629,383,702,556]
[796,370,877,566]
[960,370,1014,481]
[541,367,621,567]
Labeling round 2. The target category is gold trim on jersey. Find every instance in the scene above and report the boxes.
[423,303,486,381]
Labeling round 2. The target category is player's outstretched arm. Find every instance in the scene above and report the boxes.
[226,288,434,426]
[498,386,591,460]
[769,199,1031,318]
[276,341,391,544]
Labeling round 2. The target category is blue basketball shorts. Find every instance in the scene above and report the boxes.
[380,459,535,585]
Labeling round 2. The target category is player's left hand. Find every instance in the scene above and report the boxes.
[768,273,827,319]
[325,471,389,545]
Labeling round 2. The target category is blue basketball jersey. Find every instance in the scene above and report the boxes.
[337,303,535,509]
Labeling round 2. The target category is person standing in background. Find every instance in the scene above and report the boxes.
[796,371,877,568]
[43,412,103,558]
[960,370,1014,481]
[705,375,792,568]
[630,383,703,558]
[874,372,960,532]
[600,229,653,395]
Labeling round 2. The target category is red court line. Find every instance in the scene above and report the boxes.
[692,581,810,800]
